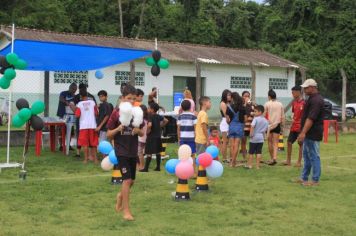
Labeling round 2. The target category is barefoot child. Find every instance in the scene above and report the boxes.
[140,102,168,172]
[246,105,269,169]
[73,90,99,163]
[177,100,197,170]
[107,84,144,221]
[96,90,113,144]
[209,126,220,147]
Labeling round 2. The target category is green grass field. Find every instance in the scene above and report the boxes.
[1,134,356,236]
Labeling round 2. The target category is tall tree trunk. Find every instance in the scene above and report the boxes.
[118,0,124,37]
[135,0,146,39]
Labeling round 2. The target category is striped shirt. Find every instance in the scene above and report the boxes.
[177,112,197,142]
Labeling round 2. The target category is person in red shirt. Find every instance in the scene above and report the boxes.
[208,126,220,161]
[284,85,305,167]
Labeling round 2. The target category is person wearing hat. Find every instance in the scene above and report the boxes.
[296,79,324,186]
[283,85,305,167]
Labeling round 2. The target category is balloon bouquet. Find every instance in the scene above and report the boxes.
[0,53,27,89]
[165,144,223,200]
[145,50,170,77]
[12,98,45,180]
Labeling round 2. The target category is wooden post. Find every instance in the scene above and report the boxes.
[118,0,124,37]
[340,68,347,122]
[44,71,50,117]
[129,61,135,86]
[195,59,201,111]
[249,62,256,102]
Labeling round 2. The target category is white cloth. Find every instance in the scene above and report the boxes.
[77,100,97,129]
[219,117,229,133]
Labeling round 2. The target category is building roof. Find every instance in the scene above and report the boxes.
[1,26,302,69]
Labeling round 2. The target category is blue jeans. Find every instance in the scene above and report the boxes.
[300,138,321,182]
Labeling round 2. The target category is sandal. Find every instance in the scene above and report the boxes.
[268,160,277,166]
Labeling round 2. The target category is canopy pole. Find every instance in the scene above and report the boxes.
[6,23,15,164]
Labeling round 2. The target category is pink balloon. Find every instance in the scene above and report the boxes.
[198,152,213,168]
[175,161,194,180]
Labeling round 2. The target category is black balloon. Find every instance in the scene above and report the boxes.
[30,115,44,131]
[16,98,30,110]
[152,50,161,62]
[151,65,160,77]
[0,56,11,74]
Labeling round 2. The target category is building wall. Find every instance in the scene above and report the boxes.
[3,60,295,120]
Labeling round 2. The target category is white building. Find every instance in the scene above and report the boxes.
[1,27,302,120]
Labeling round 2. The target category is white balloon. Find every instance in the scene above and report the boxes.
[132,106,143,127]
[178,144,192,161]
[101,156,114,171]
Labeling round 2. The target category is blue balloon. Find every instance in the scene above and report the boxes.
[206,145,219,159]
[98,141,113,155]
[196,156,200,166]
[165,159,180,174]
[108,150,118,165]
[95,70,104,79]
[206,160,223,178]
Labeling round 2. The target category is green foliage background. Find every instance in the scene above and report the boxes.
[1,0,355,100]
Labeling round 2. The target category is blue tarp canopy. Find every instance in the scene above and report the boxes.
[0,39,151,71]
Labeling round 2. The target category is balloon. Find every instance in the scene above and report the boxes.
[16,98,30,110]
[206,145,219,159]
[0,55,11,71]
[95,70,104,79]
[6,53,18,65]
[98,141,113,155]
[175,160,194,180]
[157,58,170,69]
[101,156,114,171]
[151,64,160,77]
[196,156,200,166]
[132,106,143,127]
[188,157,194,165]
[108,150,118,165]
[152,50,161,62]
[178,144,192,161]
[165,159,180,174]
[14,59,27,70]
[0,77,11,89]
[206,160,224,178]
[31,100,45,115]
[30,115,44,131]
[4,68,16,80]
[18,108,32,121]
[12,115,26,127]
[198,152,213,168]
[145,57,155,66]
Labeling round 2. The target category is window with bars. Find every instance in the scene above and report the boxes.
[53,71,88,85]
[230,76,251,89]
[115,71,145,86]
[269,78,288,90]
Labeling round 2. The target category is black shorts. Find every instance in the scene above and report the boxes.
[118,156,138,180]
[145,137,162,154]
[244,130,250,137]
[288,131,300,144]
[270,124,281,134]
[249,142,263,155]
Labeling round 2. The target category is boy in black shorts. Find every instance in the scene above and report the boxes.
[107,84,144,221]
[246,105,269,169]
